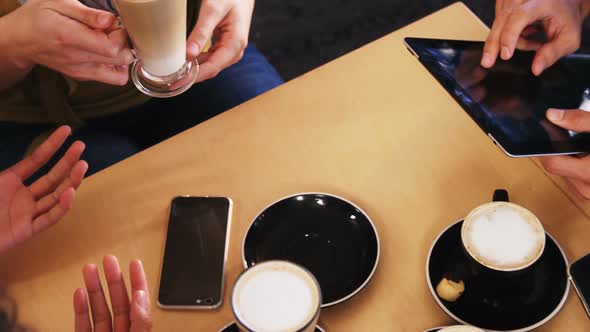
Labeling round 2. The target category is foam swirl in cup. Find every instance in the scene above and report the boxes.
[461,202,545,271]
[232,261,321,332]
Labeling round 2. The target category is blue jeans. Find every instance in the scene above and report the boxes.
[0,44,283,182]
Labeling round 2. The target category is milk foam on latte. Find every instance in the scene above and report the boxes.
[439,326,485,332]
[232,261,321,332]
[462,202,545,271]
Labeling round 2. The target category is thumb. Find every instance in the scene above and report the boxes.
[130,290,152,332]
[52,0,116,29]
[532,32,581,76]
[546,108,590,132]
[186,2,227,57]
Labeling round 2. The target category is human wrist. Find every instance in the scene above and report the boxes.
[0,11,34,70]
[580,0,590,19]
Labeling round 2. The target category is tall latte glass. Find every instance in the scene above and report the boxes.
[114,0,198,97]
[232,261,322,332]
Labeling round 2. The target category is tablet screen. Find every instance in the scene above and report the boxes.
[405,38,590,156]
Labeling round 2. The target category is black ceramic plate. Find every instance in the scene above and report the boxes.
[219,322,326,332]
[243,193,380,307]
[427,221,569,332]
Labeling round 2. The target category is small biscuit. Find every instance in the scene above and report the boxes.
[436,277,465,302]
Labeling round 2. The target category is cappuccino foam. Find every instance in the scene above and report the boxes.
[462,202,545,271]
[232,261,320,332]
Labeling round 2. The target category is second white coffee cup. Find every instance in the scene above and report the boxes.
[231,260,322,332]
[461,201,546,273]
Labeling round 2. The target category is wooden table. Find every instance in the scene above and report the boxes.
[2,2,590,331]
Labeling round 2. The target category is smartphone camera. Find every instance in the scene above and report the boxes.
[205,298,213,305]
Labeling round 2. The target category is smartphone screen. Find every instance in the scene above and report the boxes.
[570,253,590,317]
[158,196,231,308]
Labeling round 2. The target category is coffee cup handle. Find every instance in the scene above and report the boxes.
[493,189,509,203]
[436,189,510,303]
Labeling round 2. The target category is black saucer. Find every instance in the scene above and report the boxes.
[243,193,380,307]
[219,322,326,332]
[427,221,569,331]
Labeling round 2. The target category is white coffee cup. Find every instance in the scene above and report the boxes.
[231,261,322,332]
[438,325,485,332]
[461,201,545,272]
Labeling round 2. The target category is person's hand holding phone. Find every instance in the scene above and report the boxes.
[0,126,87,254]
[74,256,152,332]
[2,0,134,85]
[186,0,254,82]
[481,0,590,76]
[541,108,590,199]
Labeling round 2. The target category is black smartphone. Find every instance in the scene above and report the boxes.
[158,196,232,309]
[570,253,590,318]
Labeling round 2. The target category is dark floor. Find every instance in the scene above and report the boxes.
[250,0,590,81]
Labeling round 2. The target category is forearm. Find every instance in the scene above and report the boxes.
[581,0,590,18]
[0,13,34,91]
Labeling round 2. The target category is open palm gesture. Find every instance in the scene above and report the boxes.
[0,126,88,254]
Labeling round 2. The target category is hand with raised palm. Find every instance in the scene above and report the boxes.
[74,256,152,332]
[0,126,88,254]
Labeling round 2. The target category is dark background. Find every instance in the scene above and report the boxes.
[249,0,590,81]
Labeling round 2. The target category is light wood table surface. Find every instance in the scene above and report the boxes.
[2,2,590,331]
